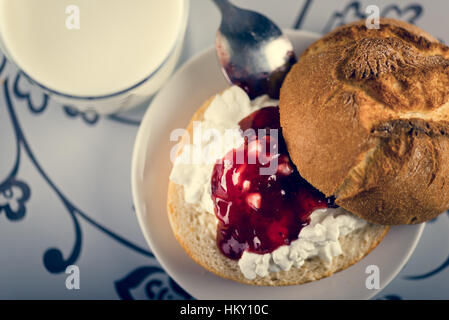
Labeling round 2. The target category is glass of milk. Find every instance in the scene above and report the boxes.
[0,0,189,114]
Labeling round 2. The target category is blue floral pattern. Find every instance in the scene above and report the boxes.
[115,266,192,300]
[321,1,423,33]
[0,179,30,221]
[13,73,49,114]
[377,294,403,300]
[0,51,192,299]
[63,105,100,125]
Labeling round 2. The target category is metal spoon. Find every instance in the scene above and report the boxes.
[212,0,297,99]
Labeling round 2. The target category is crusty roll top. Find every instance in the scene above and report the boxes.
[280,18,449,225]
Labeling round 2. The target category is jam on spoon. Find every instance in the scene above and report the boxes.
[211,107,333,260]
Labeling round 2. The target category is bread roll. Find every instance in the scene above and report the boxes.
[167,94,389,286]
[280,18,449,225]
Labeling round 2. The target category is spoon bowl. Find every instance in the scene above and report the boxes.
[213,0,297,99]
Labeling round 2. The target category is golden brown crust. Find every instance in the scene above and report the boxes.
[280,18,449,225]
[167,91,389,286]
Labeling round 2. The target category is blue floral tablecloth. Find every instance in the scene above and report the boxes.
[0,0,448,299]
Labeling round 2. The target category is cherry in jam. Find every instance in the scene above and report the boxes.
[211,107,332,260]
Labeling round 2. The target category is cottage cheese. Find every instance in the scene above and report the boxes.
[169,86,278,214]
[238,207,366,280]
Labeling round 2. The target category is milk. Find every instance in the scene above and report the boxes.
[0,0,187,113]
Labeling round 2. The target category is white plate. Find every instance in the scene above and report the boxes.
[131,29,425,300]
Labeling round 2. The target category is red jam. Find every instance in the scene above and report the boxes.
[211,107,333,260]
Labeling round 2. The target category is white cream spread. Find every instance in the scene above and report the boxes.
[169,86,278,214]
[169,86,367,279]
[238,207,366,280]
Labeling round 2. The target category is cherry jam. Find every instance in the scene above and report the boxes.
[211,107,333,260]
